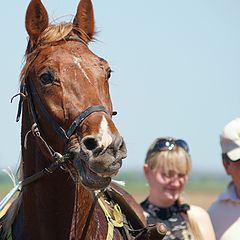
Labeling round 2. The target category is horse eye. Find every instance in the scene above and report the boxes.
[40,72,54,85]
[106,69,112,80]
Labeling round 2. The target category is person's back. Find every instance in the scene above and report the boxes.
[208,117,240,240]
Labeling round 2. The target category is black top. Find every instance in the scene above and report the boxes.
[140,198,192,240]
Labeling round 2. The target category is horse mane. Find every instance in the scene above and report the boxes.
[20,22,91,84]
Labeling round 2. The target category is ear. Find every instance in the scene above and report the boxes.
[223,160,230,175]
[144,164,151,178]
[73,0,95,43]
[25,0,49,42]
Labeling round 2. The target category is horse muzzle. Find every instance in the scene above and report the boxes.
[68,135,127,190]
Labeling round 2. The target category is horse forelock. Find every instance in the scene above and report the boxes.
[20,22,92,84]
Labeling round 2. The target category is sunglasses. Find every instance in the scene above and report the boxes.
[151,138,190,153]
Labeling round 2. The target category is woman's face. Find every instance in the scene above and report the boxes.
[144,164,188,206]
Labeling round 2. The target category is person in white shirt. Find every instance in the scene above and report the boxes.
[208,117,240,240]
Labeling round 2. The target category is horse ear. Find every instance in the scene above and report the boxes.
[25,0,49,42]
[73,0,95,43]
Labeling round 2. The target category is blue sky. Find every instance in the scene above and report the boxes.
[0,0,239,174]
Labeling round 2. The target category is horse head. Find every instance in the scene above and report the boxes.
[22,0,127,190]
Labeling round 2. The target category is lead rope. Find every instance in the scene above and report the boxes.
[95,191,124,240]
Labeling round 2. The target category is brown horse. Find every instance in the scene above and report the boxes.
[0,0,167,239]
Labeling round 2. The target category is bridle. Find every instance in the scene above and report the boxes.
[11,67,117,189]
[16,35,117,147]
[8,36,118,194]
[15,36,118,148]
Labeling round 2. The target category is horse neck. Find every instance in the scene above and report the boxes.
[20,106,96,239]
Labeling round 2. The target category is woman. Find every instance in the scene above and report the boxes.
[141,137,215,240]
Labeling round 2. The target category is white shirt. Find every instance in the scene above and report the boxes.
[208,182,240,240]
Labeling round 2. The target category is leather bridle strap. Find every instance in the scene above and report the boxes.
[26,78,109,145]
[21,152,69,188]
[27,79,69,143]
[66,105,108,138]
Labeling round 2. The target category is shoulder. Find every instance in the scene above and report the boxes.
[208,185,240,218]
[208,198,222,217]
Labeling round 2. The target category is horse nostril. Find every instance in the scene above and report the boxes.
[82,138,98,151]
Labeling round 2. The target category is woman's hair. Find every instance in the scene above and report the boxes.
[186,210,205,240]
[144,137,192,176]
[145,137,204,240]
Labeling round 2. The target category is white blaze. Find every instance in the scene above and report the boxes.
[99,116,112,149]
[73,56,91,83]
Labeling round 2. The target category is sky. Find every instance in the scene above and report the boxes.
[0,0,239,175]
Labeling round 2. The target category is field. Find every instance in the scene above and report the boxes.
[0,171,228,210]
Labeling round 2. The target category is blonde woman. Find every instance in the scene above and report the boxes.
[141,137,215,240]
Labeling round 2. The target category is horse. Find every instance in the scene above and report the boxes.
[0,0,167,239]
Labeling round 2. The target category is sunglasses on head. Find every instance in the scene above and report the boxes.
[152,138,190,153]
